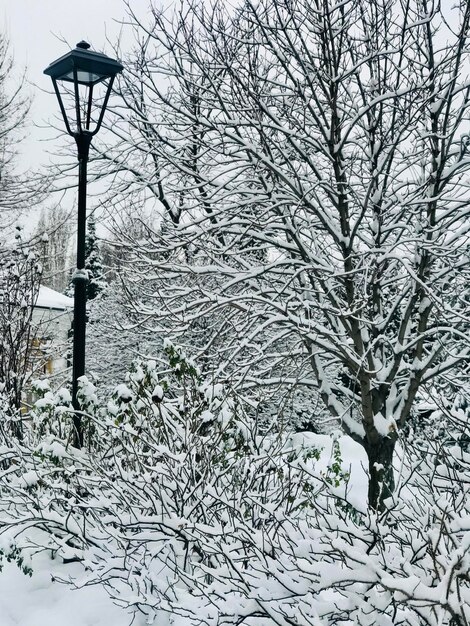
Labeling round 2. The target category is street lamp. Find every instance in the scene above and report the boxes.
[44,41,123,447]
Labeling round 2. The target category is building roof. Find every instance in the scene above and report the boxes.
[35,286,74,311]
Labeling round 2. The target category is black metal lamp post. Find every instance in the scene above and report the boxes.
[44,41,123,447]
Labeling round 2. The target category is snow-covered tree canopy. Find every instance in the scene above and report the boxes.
[93,0,470,508]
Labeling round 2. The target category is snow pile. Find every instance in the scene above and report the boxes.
[0,554,143,626]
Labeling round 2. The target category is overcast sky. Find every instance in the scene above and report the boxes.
[0,0,142,170]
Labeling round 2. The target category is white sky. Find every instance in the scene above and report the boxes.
[0,0,145,170]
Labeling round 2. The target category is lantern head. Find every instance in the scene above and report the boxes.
[44,41,123,137]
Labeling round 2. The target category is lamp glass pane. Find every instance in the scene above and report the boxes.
[63,70,104,84]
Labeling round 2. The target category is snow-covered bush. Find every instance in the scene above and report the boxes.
[0,347,469,625]
[62,344,338,621]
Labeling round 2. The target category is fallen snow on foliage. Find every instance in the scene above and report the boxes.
[289,432,369,511]
[0,433,370,625]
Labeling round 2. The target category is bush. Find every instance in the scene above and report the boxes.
[0,345,468,625]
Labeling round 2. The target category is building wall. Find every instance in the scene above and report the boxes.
[31,307,72,379]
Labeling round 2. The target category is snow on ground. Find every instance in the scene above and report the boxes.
[0,553,146,626]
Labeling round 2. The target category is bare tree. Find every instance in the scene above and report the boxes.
[97,0,470,509]
[0,33,51,437]
[0,33,47,225]
[0,230,41,438]
[0,34,29,215]
[34,204,73,293]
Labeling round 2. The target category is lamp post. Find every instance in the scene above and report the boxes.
[44,41,123,447]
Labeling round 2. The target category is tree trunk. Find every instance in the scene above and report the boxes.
[365,437,396,511]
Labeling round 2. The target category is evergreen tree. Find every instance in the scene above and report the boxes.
[66,218,107,300]
[85,218,106,300]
